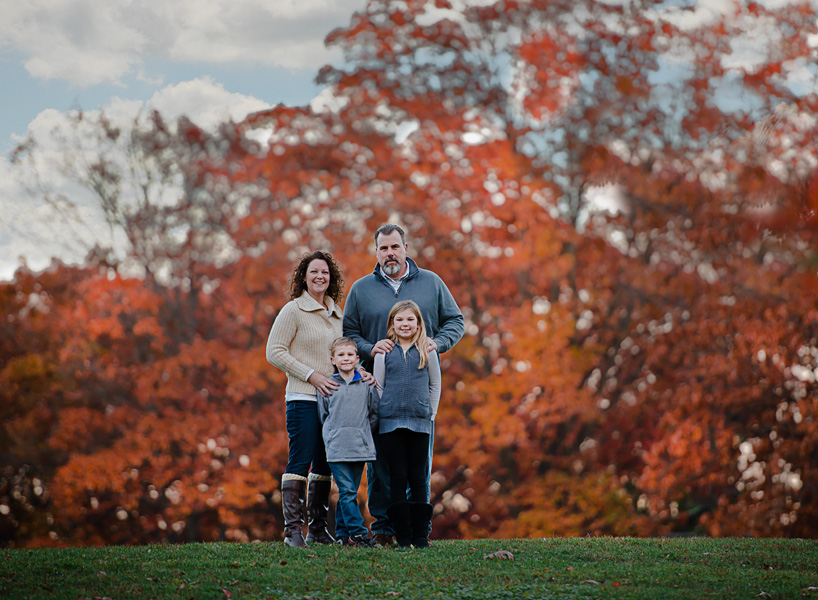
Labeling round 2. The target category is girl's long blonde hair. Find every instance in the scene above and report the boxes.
[386,300,429,369]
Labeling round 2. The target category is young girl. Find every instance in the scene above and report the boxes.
[373,300,441,548]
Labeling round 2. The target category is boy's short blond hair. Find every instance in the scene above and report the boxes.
[330,336,358,356]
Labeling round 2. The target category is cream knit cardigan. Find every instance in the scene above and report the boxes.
[266,291,343,397]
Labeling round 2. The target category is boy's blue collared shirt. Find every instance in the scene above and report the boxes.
[331,370,363,383]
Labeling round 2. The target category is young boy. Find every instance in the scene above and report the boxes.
[317,337,379,548]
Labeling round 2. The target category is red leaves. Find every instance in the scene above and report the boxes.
[805,171,818,226]
[3,0,818,548]
[516,28,584,119]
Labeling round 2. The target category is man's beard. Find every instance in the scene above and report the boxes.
[383,261,401,276]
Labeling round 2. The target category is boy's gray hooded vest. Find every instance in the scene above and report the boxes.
[317,371,379,462]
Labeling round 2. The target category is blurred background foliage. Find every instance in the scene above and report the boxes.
[2,0,818,546]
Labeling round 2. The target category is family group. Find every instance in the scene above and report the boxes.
[265,224,464,549]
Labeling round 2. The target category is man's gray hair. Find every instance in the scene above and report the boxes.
[375,224,406,245]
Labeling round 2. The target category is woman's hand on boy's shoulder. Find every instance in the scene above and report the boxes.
[308,371,339,396]
[358,368,376,386]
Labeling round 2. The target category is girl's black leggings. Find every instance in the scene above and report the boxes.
[380,428,430,505]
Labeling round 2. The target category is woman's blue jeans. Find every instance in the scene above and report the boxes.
[285,400,330,477]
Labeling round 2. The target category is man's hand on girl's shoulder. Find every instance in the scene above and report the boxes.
[371,339,395,355]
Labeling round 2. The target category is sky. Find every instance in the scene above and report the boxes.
[0,0,367,281]
[1,0,815,282]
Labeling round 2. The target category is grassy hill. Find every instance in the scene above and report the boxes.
[3,537,817,599]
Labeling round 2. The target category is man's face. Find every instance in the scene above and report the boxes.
[376,230,408,279]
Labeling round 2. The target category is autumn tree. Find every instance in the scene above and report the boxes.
[2,113,303,546]
[311,0,818,537]
[4,0,818,546]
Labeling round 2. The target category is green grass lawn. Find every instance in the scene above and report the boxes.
[2,537,817,599]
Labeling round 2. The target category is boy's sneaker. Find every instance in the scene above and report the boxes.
[335,536,354,546]
[349,533,377,548]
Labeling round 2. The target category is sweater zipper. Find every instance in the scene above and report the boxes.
[377,268,411,297]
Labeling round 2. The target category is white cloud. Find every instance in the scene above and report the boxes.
[0,143,107,280]
[1,0,148,86]
[783,58,818,97]
[146,77,270,128]
[0,0,364,86]
[309,86,349,114]
[0,78,270,281]
[657,0,737,31]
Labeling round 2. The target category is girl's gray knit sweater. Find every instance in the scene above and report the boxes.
[373,346,441,435]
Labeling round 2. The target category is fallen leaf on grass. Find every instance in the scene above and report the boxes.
[222,590,232,599]
[280,560,288,566]
[581,580,602,585]
[385,592,401,596]
[757,592,771,598]
[483,550,514,560]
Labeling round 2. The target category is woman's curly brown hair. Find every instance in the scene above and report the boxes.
[286,251,345,303]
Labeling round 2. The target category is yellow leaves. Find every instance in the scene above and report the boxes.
[615,75,635,95]
[0,353,49,389]
[497,472,644,538]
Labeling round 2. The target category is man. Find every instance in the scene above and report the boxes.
[343,224,464,545]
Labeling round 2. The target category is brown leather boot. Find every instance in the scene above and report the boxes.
[305,475,335,545]
[281,477,307,547]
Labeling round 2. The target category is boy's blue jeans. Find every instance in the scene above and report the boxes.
[367,421,434,536]
[329,461,368,538]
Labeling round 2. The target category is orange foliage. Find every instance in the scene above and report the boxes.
[3,0,818,546]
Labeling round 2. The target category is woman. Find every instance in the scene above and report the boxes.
[266,251,345,547]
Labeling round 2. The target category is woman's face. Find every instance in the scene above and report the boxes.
[393,308,419,341]
[305,259,330,299]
